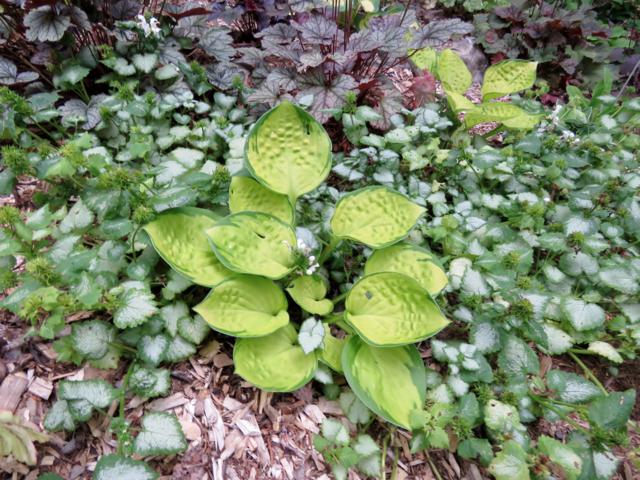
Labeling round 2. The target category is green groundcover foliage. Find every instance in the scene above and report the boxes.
[0,2,639,479]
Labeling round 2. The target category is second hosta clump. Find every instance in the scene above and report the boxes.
[144,101,449,428]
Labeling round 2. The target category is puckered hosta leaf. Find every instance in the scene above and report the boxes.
[481,60,538,101]
[364,243,448,296]
[561,298,605,332]
[133,412,187,456]
[330,187,425,249]
[194,275,288,337]
[93,454,158,480]
[488,441,530,480]
[410,47,437,71]
[24,6,71,42]
[345,272,449,346]
[587,341,623,364]
[229,176,294,224]
[245,101,332,201]
[58,379,116,407]
[341,336,426,429]
[546,370,602,404]
[138,334,170,366]
[446,90,475,113]
[233,324,317,392]
[297,317,325,354]
[497,335,539,381]
[59,199,94,233]
[206,212,297,279]
[501,111,544,130]
[286,275,333,316]
[44,400,76,432]
[71,320,115,360]
[114,286,157,329]
[464,103,531,128]
[436,49,471,94]
[144,207,233,287]
[537,436,582,480]
[129,365,171,399]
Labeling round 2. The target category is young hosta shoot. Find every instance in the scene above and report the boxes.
[144,100,449,428]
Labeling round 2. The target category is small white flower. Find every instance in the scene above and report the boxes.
[136,15,161,37]
[149,17,161,35]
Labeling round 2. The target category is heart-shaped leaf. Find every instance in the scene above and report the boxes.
[144,207,233,287]
[93,455,158,480]
[132,53,158,73]
[561,298,605,331]
[330,187,425,249]
[341,336,426,429]
[71,320,115,360]
[286,275,333,315]
[194,275,289,337]
[133,412,187,456]
[344,272,449,346]
[229,176,294,224]
[234,324,318,392]
[206,212,297,279]
[297,317,325,354]
[137,334,170,366]
[177,314,210,344]
[245,101,332,202]
[364,243,448,296]
[0,57,39,85]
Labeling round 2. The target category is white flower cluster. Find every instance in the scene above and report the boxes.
[283,238,320,275]
[297,238,319,275]
[537,103,579,146]
[136,15,161,38]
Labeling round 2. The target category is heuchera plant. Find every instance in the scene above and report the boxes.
[144,101,450,428]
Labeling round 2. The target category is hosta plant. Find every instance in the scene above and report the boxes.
[413,48,542,132]
[144,100,450,428]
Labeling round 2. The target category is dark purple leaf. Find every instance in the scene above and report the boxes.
[299,70,357,122]
[292,14,339,45]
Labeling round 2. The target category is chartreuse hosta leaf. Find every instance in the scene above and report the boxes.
[341,336,426,429]
[194,275,289,337]
[286,275,333,315]
[93,454,158,480]
[481,60,538,101]
[245,101,332,202]
[437,48,472,94]
[463,103,537,129]
[330,187,425,249]
[345,272,449,346]
[320,326,346,373]
[364,243,448,296]
[206,212,297,279]
[229,176,294,224]
[233,324,318,392]
[143,207,233,287]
